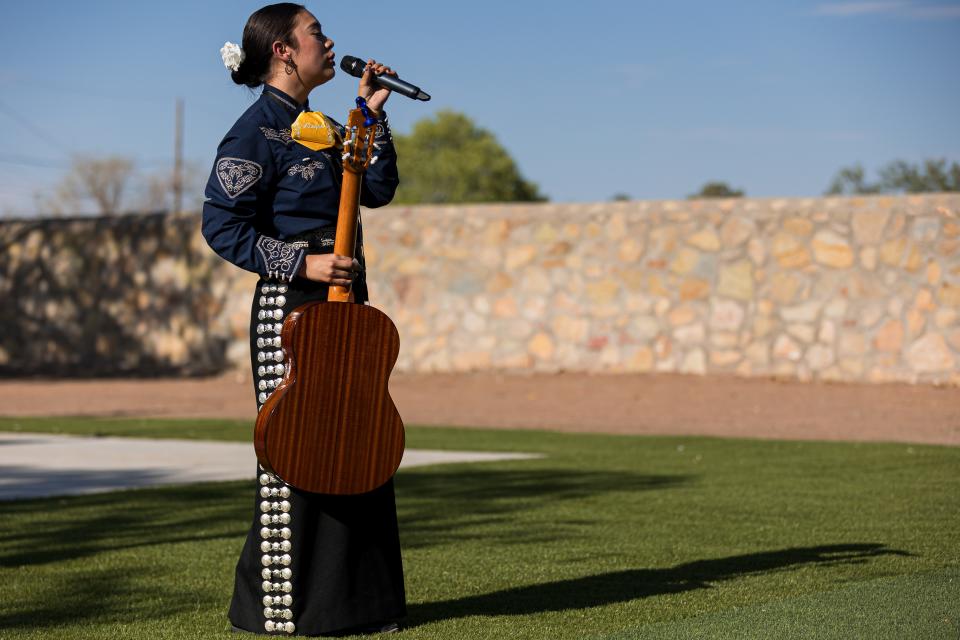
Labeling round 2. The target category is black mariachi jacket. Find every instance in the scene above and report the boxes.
[201,84,398,282]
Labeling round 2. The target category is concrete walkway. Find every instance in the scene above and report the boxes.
[0,432,540,501]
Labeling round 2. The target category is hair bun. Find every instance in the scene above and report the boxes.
[227,3,305,89]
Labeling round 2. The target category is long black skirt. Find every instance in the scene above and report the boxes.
[228,275,406,636]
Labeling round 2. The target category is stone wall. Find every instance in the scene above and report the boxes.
[2,193,958,384]
[0,212,255,377]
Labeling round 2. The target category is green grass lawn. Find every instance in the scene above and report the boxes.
[0,417,957,639]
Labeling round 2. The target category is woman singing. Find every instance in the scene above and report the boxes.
[201,3,404,635]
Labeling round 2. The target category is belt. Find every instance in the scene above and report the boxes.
[287,226,338,253]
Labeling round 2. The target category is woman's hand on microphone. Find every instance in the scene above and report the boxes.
[359,59,397,115]
[298,254,358,287]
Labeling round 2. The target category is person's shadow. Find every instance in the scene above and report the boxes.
[407,543,911,626]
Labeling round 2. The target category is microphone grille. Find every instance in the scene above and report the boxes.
[339,56,364,78]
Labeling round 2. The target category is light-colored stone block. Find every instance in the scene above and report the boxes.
[710,299,745,332]
[906,333,955,372]
[772,233,811,269]
[805,344,835,371]
[670,247,701,275]
[851,210,890,244]
[673,323,706,344]
[680,348,706,374]
[874,320,904,352]
[717,260,754,301]
[812,231,855,268]
[686,228,721,251]
[721,217,755,247]
[773,334,802,361]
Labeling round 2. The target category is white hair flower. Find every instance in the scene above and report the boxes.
[220,42,245,72]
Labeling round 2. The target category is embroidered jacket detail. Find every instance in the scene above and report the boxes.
[256,236,306,282]
[265,90,299,113]
[260,127,294,145]
[216,158,263,198]
[373,122,392,143]
[287,159,325,181]
[374,114,392,143]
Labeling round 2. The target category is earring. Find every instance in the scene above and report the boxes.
[284,59,296,75]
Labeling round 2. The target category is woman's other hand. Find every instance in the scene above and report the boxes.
[359,59,397,115]
[299,254,359,286]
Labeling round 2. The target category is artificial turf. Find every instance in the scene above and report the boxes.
[0,418,957,639]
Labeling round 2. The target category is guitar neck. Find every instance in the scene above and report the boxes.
[328,169,362,303]
[328,99,378,304]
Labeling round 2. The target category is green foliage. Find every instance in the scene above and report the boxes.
[826,158,960,195]
[0,418,958,639]
[825,165,882,195]
[688,181,745,199]
[392,110,545,204]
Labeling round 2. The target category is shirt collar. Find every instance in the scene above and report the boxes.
[262,84,310,124]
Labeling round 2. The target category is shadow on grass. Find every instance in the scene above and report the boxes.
[0,481,251,568]
[0,465,693,629]
[0,466,691,568]
[396,467,695,548]
[0,562,205,629]
[407,543,914,626]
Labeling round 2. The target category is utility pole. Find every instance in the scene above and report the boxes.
[173,98,184,214]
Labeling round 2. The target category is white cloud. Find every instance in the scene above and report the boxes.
[615,62,661,86]
[813,1,960,18]
[814,2,907,16]
[633,126,870,146]
[907,5,960,16]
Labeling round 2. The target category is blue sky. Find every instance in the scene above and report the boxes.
[0,0,958,215]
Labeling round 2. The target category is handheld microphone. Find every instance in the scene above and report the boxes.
[340,56,431,101]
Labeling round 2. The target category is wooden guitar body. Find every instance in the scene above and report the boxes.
[254,99,404,495]
[254,301,405,495]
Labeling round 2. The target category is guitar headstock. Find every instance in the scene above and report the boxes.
[341,97,380,174]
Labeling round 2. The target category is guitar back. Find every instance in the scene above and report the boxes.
[254,301,405,494]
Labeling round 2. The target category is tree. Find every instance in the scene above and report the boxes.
[824,165,881,196]
[826,158,960,195]
[688,181,745,199]
[392,110,545,204]
[36,155,205,216]
[134,160,206,214]
[40,155,135,216]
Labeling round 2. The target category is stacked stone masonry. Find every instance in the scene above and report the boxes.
[1,194,958,385]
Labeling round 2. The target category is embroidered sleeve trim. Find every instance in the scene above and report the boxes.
[256,236,307,283]
[216,158,263,199]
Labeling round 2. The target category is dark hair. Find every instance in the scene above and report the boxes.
[232,3,306,88]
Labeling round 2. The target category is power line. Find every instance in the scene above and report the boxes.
[0,152,180,170]
[0,154,67,169]
[0,99,67,151]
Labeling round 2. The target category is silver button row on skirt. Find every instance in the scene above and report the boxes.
[257,323,284,336]
[256,286,288,406]
[254,286,295,634]
[262,284,289,295]
[258,470,296,634]
[258,363,285,377]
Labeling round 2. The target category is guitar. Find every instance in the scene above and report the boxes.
[253,98,405,495]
